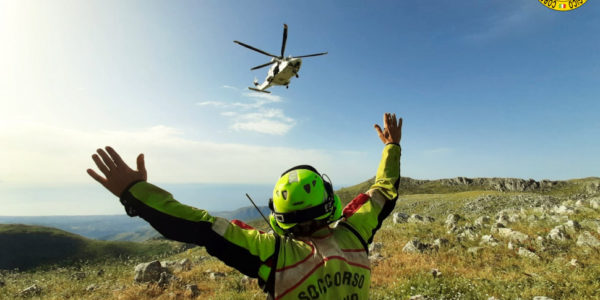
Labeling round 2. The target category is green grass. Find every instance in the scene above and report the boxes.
[2,176,599,299]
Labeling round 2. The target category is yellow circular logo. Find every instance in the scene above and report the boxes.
[539,0,588,11]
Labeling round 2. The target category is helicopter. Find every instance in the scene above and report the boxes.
[234,24,327,93]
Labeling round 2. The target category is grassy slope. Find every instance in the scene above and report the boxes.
[0,224,183,271]
[2,177,599,299]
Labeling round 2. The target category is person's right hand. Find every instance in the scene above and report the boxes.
[87,146,147,197]
[374,113,402,145]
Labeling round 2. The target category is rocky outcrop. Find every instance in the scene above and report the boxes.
[393,212,409,224]
[438,177,560,192]
[480,235,499,247]
[369,242,383,254]
[161,258,192,272]
[496,228,529,243]
[185,284,200,298]
[548,225,570,241]
[576,231,600,248]
[402,239,432,253]
[407,214,435,224]
[517,247,540,260]
[134,261,165,283]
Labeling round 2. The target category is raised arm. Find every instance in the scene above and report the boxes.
[340,113,402,247]
[87,147,279,285]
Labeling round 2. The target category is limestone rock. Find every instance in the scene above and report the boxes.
[457,228,479,241]
[508,213,521,223]
[490,222,506,234]
[445,214,462,228]
[134,260,165,283]
[467,247,483,256]
[497,228,529,243]
[185,284,200,298]
[408,214,435,224]
[576,231,600,248]
[409,295,426,300]
[209,272,226,280]
[507,241,515,250]
[480,235,499,247]
[552,205,576,215]
[590,198,600,209]
[19,284,42,297]
[548,225,570,241]
[158,272,176,286]
[369,242,383,254]
[518,247,540,260]
[568,258,583,268]
[433,238,450,249]
[85,284,98,292]
[564,220,581,234]
[474,216,490,227]
[393,212,409,224]
[178,258,192,271]
[402,239,431,253]
[368,253,385,266]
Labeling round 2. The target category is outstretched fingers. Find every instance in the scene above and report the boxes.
[92,154,110,176]
[96,148,117,170]
[106,146,126,168]
[87,168,107,185]
[374,124,385,142]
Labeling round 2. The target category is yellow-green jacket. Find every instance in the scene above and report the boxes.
[119,144,401,299]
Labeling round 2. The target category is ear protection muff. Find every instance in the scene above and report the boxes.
[269,165,341,232]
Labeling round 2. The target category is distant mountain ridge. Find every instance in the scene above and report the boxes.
[336,176,600,204]
[2,177,597,243]
[0,206,271,242]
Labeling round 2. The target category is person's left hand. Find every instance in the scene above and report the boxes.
[87,146,147,197]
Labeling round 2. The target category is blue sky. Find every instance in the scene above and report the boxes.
[1,1,599,215]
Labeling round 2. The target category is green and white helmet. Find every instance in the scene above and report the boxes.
[269,165,342,235]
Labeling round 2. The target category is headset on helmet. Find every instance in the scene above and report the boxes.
[269,165,342,235]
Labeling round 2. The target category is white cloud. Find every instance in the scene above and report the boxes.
[196,101,227,107]
[0,122,369,185]
[220,111,237,117]
[231,109,296,135]
[222,85,239,91]
[242,92,282,104]
[202,86,295,135]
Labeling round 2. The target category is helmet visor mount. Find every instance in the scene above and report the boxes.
[272,198,335,224]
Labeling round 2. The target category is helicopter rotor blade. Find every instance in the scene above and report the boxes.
[294,52,328,58]
[281,24,288,58]
[250,61,276,70]
[234,40,279,58]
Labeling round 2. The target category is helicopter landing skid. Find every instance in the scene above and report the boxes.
[248,87,271,94]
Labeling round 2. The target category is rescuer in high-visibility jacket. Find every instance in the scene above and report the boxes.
[87,112,402,300]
